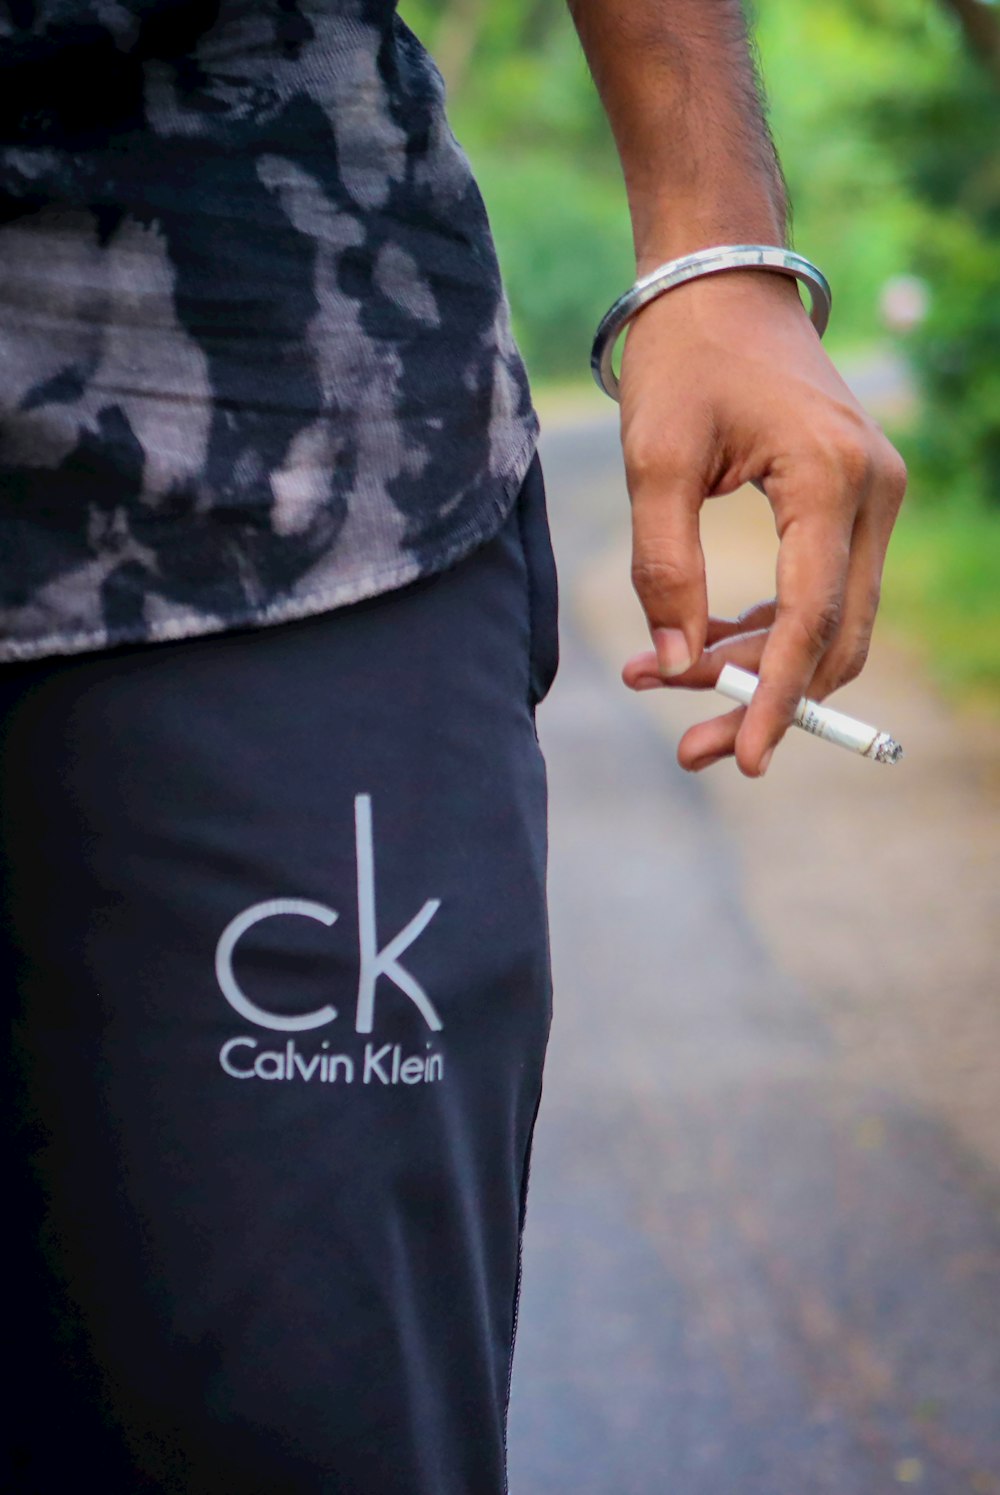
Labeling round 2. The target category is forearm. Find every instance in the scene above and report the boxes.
[566,0,788,272]
[568,1,906,781]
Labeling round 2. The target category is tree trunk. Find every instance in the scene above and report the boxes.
[936,0,1000,86]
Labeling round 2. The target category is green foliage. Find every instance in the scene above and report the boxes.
[883,499,1000,705]
[400,0,628,380]
[856,24,1000,508]
[470,151,632,378]
[907,217,1000,507]
[756,0,1000,510]
[749,0,924,339]
[758,0,1000,692]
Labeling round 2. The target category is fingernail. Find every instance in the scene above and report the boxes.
[632,676,663,692]
[653,627,692,678]
[759,746,775,775]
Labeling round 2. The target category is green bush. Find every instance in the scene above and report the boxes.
[906,219,1000,509]
[863,50,1000,512]
[468,150,632,380]
[882,499,1000,704]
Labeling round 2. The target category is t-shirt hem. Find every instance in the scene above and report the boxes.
[0,419,541,665]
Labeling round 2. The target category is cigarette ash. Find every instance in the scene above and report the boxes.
[866,731,904,765]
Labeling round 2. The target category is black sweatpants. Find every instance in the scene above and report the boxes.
[2,453,559,1494]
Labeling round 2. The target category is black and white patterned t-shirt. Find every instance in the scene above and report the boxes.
[0,0,539,661]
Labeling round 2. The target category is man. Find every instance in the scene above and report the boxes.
[1,0,904,1490]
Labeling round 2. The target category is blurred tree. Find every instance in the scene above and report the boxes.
[402,0,633,377]
[936,0,1000,84]
[846,0,1000,506]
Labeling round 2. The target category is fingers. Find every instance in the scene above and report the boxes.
[622,616,764,775]
[622,601,776,691]
[705,601,777,648]
[628,465,708,678]
[678,707,745,772]
[807,476,902,701]
[611,267,911,779]
[735,507,851,774]
[734,438,906,775]
[622,502,893,775]
[619,409,906,779]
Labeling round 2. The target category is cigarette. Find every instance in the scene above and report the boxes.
[715,664,903,765]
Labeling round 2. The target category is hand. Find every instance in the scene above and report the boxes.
[616,268,907,776]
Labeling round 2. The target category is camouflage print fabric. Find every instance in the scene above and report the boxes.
[0,0,539,661]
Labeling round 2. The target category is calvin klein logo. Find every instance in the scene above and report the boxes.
[215,794,442,1036]
[218,1036,445,1086]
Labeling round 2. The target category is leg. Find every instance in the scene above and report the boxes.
[3,456,558,1493]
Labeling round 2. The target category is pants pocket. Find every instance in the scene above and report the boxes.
[515,450,560,710]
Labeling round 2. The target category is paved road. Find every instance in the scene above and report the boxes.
[505,419,1000,1495]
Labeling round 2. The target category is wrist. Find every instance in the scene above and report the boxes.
[633,199,788,279]
[591,245,831,401]
[627,264,807,324]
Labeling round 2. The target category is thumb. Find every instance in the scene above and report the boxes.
[629,480,708,677]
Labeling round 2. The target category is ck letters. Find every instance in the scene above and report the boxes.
[215,794,446,1086]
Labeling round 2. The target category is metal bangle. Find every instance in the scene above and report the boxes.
[590,244,832,401]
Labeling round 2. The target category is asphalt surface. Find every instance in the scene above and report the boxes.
[504,417,1000,1495]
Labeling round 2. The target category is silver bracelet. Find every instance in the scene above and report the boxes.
[590,244,832,401]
